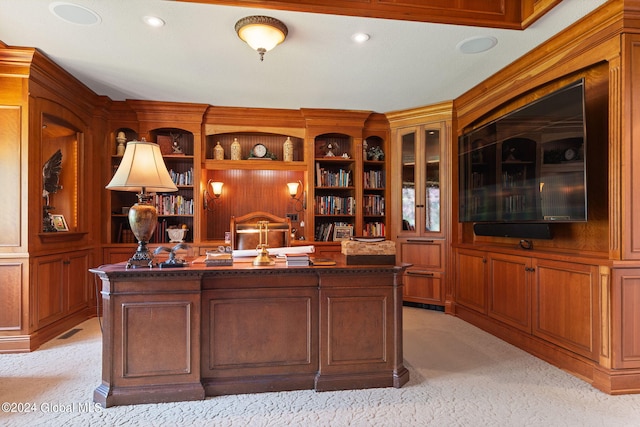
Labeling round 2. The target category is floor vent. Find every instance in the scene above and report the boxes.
[58,328,81,339]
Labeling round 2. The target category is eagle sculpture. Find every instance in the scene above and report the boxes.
[42,149,62,207]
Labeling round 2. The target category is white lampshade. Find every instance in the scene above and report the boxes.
[235,16,288,61]
[210,181,224,197]
[287,182,299,197]
[106,139,178,193]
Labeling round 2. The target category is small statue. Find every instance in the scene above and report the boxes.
[116,131,126,156]
[170,132,183,154]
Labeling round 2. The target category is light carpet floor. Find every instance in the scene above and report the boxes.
[1,307,639,426]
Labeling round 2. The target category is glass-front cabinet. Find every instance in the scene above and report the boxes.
[400,128,442,236]
[388,103,452,308]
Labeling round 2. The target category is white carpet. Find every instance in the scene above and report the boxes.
[1,307,639,426]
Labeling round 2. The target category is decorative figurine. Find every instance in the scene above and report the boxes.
[214,141,224,160]
[283,137,293,162]
[231,137,241,160]
[170,132,183,154]
[116,131,126,156]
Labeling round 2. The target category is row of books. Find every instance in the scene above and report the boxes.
[168,167,194,186]
[153,194,194,215]
[316,162,352,187]
[314,221,351,241]
[314,196,356,215]
[363,195,385,216]
[363,170,385,189]
[363,221,385,237]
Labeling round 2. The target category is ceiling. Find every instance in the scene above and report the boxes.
[0,0,608,113]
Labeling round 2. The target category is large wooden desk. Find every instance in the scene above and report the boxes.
[90,261,409,407]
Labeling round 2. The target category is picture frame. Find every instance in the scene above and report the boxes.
[333,225,353,241]
[51,214,69,232]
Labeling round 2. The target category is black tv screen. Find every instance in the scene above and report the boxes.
[459,79,587,224]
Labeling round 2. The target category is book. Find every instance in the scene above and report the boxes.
[310,257,336,266]
[285,253,310,266]
[204,253,233,267]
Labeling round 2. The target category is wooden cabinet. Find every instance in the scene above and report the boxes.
[388,103,452,307]
[532,258,599,360]
[488,253,531,333]
[32,251,93,329]
[455,248,600,361]
[401,240,445,305]
[455,249,487,314]
[0,46,100,352]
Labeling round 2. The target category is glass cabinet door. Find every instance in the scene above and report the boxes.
[424,129,440,233]
[401,130,416,232]
[398,125,443,236]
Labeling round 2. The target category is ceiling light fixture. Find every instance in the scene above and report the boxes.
[456,36,498,54]
[143,16,165,28]
[235,15,288,61]
[352,33,370,43]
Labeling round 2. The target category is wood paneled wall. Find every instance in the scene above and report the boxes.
[205,169,304,240]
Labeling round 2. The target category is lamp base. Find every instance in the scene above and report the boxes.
[126,243,154,268]
[253,246,275,266]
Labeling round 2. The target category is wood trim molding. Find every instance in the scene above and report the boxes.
[176,0,552,30]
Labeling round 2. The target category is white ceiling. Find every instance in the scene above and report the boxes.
[0,0,608,113]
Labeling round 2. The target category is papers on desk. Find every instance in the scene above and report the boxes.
[231,245,315,258]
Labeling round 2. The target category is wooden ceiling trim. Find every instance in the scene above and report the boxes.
[176,0,558,29]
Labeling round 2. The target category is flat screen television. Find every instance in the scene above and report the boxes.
[458,79,587,227]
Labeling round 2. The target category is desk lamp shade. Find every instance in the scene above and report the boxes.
[106,139,178,267]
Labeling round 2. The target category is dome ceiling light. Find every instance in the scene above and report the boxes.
[235,15,288,61]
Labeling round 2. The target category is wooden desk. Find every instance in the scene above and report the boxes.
[90,261,409,407]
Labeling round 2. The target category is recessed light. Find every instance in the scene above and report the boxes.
[352,33,370,43]
[456,36,497,54]
[49,2,101,26]
[143,16,165,28]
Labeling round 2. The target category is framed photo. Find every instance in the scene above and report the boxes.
[333,225,353,241]
[51,214,69,232]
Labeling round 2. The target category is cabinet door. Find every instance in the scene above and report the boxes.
[34,255,65,328]
[455,249,487,313]
[66,251,91,313]
[532,259,599,360]
[611,268,640,369]
[488,253,531,333]
[400,240,443,270]
[403,270,443,304]
[397,126,443,237]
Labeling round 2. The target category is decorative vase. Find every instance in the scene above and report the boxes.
[214,141,224,160]
[231,138,241,160]
[116,131,126,156]
[283,137,293,162]
[167,228,188,243]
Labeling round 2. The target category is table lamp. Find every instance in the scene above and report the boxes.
[106,138,178,268]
